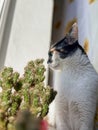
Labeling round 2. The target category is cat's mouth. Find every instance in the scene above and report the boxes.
[47,59,59,69]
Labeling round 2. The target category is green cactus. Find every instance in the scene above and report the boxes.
[0,59,57,130]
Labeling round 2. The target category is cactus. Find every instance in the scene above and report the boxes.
[0,59,57,130]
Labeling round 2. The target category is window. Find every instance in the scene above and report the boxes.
[0,0,11,49]
[0,0,5,15]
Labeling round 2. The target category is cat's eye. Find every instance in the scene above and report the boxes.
[56,49,67,53]
[60,49,64,52]
[59,50,68,59]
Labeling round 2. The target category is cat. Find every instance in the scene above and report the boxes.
[47,23,98,130]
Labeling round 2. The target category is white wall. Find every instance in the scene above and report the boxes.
[0,0,53,81]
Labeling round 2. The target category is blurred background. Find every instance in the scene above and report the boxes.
[0,0,98,87]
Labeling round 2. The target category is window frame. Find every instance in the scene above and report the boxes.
[0,0,11,49]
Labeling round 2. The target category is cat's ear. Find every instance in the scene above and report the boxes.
[67,22,78,45]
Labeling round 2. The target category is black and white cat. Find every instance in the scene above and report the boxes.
[47,23,98,130]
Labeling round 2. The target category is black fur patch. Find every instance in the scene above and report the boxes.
[58,40,86,59]
[47,37,86,63]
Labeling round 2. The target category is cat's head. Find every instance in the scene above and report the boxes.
[47,23,85,70]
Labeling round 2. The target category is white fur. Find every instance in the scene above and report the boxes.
[48,49,98,130]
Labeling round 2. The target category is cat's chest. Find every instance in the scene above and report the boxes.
[54,70,76,87]
[53,70,84,98]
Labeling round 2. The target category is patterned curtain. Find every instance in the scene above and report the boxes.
[50,0,98,128]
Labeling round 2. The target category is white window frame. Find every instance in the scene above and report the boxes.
[0,0,5,14]
[0,0,11,49]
